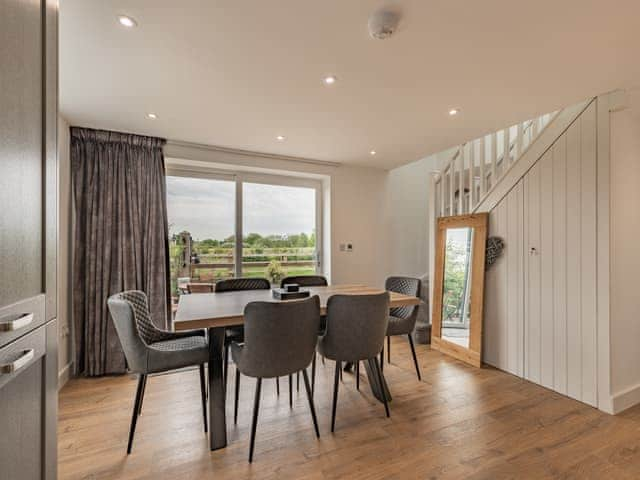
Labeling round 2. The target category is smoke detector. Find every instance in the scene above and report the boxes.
[368,7,401,40]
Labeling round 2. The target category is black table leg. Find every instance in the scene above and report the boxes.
[363,358,391,403]
[208,327,227,450]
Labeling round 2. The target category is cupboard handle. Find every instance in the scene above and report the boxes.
[0,312,34,332]
[0,349,35,374]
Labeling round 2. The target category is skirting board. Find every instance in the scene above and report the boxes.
[58,361,73,390]
[610,383,640,414]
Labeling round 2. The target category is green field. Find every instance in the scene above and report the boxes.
[169,231,317,296]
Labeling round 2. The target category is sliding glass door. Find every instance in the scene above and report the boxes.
[166,174,236,298]
[166,170,321,298]
[242,181,318,283]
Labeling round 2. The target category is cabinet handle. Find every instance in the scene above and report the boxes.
[0,313,34,332]
[0,349,35,374]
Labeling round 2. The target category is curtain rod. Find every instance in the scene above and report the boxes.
[165,139,342,168]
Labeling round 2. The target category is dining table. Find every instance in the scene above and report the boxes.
[174,283,421,451]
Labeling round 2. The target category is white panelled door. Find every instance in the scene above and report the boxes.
[484,102,598,408]
[524,101,597,406]
[484,179,524,377]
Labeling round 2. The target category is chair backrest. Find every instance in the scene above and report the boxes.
[239,296,321,378]
[187,283,214,294]
[214,277,270,292]
[107,291,161,373]
[386,276,421,319]
[280,275,328,288]
[321,292,389,362]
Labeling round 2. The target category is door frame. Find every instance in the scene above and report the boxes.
[166,167,324,280]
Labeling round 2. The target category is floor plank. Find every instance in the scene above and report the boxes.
[58,338,640,479]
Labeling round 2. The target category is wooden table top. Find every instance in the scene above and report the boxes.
[173,284,421,331]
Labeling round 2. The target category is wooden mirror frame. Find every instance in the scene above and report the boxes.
[431,213,488,367]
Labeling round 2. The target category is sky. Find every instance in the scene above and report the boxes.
[166,176,316,240]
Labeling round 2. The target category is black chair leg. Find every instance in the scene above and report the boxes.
[387,336,391,364]
[127,374,146,454]
[355,362,360,391]
[138,374,147,415]
[380,346,384,373]
[408,334,422,381]
[199,364,208,433]
[234,368,241,425]
[276,377,280,395]
[249,378,262,463]
[331,361,341,433]
[373,358,390,418]
[301,369,320,438]
[340,366,343,381]
[297,371,300,392]
[289,374,293,408]
[311,353,317,396]
[321,355,325,365]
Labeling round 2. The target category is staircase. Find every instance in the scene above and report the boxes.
[433,110,558,217]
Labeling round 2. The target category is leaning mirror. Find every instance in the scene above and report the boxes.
[432,213,488,367]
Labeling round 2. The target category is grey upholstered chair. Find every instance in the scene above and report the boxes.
[215,277,271,387]
[381,276,422,380]
[106,290,208,454]
[215,277,271,293]
[317,292,390,432]
[280,274,329,394]
[231,296,321,462]
[280,275,328,288]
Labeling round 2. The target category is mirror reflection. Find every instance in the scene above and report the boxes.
[441,227,474,348]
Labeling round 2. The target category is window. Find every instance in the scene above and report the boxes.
[166,174,236,297]
[242,182,318,282]
[166,170,322,300]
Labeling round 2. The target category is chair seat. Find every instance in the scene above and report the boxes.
[386,315,413,336]
[147,335,209,373]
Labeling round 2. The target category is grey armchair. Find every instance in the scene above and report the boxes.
[317,292,390,432]
[107,290,209,454]
[280,275,328,288]
[215,277,271,387]
[382,276,422,380]
[279,274,329,395]
[231,296,321,462]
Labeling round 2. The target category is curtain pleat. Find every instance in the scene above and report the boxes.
[71,127,170,376]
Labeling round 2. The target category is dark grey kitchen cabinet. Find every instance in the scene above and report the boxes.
[0,0,59,479]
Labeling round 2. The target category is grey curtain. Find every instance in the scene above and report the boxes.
[71,127,170,376]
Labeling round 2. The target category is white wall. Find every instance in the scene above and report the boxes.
[164,142,392,288]
[386,156,437,278]
[330,166,390,287]
[58,115,72,385]
[609,87,640,408]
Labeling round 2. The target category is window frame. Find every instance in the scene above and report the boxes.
[166,167,324,281]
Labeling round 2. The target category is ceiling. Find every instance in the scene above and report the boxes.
[60,0,640,169]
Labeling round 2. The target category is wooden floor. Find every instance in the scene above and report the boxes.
[59,338,640,479]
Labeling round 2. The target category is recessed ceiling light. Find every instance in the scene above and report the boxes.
[146,113,157,119]
[117,15,138,28]
[323,75,337,85]
[276,135,285,141]
[449,108,460,116]
[370,150,377,156]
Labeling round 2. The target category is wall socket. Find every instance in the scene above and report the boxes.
[339,243,354,252]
